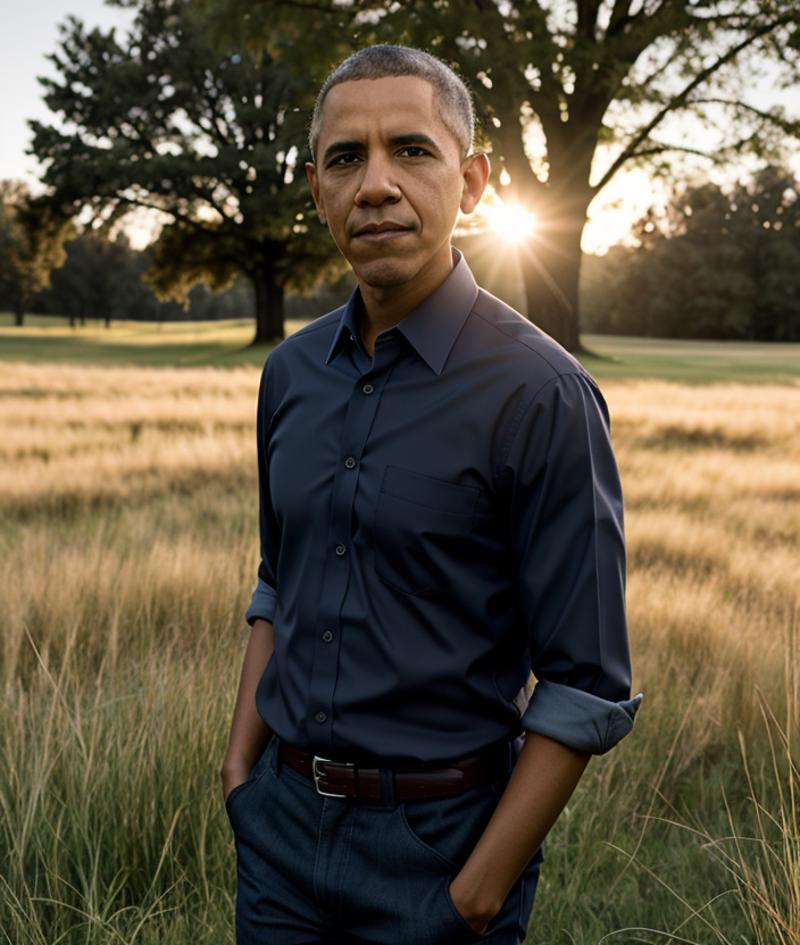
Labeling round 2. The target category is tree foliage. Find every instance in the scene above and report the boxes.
[582,163,800,341]
[199,0,800,351]
[29,229,350,326]
[28,0,345,343]
[0,180,74,326]
[32,230,254,326]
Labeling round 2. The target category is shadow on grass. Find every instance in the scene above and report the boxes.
[0,332,278,369]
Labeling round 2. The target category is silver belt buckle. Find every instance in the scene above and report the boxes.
[312,754,355,797]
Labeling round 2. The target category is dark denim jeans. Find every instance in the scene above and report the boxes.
[225,733,544,944]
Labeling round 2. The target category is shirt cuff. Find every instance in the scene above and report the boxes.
[519,678,643,755]
[244,578,277,626]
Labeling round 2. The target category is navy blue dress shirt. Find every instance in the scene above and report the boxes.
[245,246,643,763]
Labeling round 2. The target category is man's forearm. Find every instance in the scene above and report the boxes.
[450,731,592,929]
[221,617,275,798]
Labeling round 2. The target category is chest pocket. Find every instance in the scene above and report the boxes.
[371,464,482,596]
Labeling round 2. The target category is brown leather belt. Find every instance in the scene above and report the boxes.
[277,738,510,800]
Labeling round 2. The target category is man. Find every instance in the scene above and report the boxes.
[221,43,643,945]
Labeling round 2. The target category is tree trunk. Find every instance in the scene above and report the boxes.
[249,265,285,345]
[518,190,591,354]
[13,291,27,327]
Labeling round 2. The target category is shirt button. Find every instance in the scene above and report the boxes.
[344,456,357,469]
[362,382,374,394]
[335,543,347,556]
[322,629,334,643]
[315,711,327,723]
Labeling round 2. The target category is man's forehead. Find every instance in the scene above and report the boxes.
[320,75,440,136]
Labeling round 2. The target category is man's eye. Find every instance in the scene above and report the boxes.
[400,146,429,157]
[329,153,360,167]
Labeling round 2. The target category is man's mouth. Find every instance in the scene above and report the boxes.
[353,223,414,240]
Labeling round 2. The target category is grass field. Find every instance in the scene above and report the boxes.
[1,331,798,944]
[2,313,799,382]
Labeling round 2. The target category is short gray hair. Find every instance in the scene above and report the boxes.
[308,43,475,164]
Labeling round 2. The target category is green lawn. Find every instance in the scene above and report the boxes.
[1,313,798,382]
[580,333,800,384]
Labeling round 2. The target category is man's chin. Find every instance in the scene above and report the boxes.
[351,256,415,289]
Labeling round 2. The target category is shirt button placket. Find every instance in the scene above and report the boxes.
[309,355,395,754]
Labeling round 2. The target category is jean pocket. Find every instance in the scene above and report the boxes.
[224,777,254,817]
[396,781,499,873]
[224,733,276,821]
[440,872,491,942]
[397,802,459,869]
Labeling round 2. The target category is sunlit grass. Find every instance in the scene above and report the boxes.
[1,360,798,943]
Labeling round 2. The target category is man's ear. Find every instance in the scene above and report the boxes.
[459,152,491,216]
[305,161,327,226]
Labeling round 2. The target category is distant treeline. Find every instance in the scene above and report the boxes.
[13,231,356,326]
[5,164,799,342]
[581,165,800,342]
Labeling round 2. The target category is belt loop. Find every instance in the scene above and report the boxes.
[379,764,397,808]
[273,733,284,777]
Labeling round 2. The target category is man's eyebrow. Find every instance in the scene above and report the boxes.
[388,133,439,151]
[322,140,365,164]
[322,133,440,165]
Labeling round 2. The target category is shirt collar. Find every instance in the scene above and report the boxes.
[324,246,479,375]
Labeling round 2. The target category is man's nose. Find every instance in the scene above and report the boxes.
[354,152,401,206]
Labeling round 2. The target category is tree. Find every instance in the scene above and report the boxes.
[200,0,800,352]
[581,163,800,341]
[0,180,74,326]
[33,228,259,325]
[28,0,345,344]
[35,230,147,327]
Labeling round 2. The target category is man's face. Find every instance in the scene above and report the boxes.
[306,74,487,289]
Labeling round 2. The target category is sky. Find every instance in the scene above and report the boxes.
[2,1,798,255]
[1,0,136,182]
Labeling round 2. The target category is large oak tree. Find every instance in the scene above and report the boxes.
[29,0,345,344]
[201,0,800,351]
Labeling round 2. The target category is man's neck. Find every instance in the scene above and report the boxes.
[358,244,455,357]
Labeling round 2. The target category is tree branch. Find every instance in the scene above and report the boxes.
[606,0,635,39]
[111,193,218,233]
[629,142,715,161]
[683,96,800,133]
[628,129,771,165]
[590,13,795,195]
[577,0,603,42]
[278,0,339,12]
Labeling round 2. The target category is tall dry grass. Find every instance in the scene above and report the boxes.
[1,361,798,944]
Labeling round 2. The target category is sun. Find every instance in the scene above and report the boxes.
[483,200,538,243]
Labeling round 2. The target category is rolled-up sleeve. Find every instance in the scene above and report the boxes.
[244,355,281,627]
[502,370,643,754]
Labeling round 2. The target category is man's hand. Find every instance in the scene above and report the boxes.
[221,618,275,807]
[221,761,253,805]
[445,732,592,930]
[448,873,499,935]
